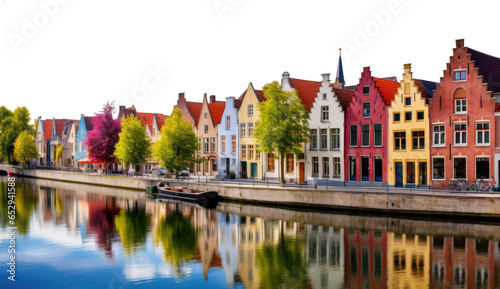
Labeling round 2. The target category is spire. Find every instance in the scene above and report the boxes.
[334,48,345,89]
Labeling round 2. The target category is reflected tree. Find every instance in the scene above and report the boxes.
[0,182,38,235]
[115,208,150,257]
[155,211,197,277]
[257,237,308,289]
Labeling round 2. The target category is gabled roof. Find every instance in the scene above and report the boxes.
[289,78,322,112]
[373,77,400,105]
[137,112,165,135]
[468,48,500,93]
[84,117,95,132]
[415,79,437,99]
[43,119,77,140]
[208,103,226,125]
[255,90,265,102]
[235,84,265,110]
[186,101,203,126]
[332,87,355,109]
[43,119,53,140]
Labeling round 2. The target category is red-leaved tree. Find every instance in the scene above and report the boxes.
[84,102,121,173]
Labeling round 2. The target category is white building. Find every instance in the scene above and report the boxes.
[217,96,239,178]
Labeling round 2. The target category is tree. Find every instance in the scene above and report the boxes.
[115,115,152,172]
[154,108,197,177]
[13,130,39,165]
[84,102,121,173]
[254,81,310,183]
[55,145,63,167]
[0,106,34,164]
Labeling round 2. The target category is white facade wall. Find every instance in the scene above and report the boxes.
[218,97,239,177]
[306,74,345,184]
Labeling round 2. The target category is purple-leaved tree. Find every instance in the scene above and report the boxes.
[84,101,121,174]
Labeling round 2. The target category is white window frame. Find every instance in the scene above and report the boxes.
[248,122,254,137]
[455,99,467,114]
[320,129,328,150]
[454,69,466,81]
[310,129,318,150]
[453,157,467,179]
[454,122,467,146]
[476,122,490,146]
[240,123,246,137]
[363,102,370,118]
[321,106,329,121]
[221,135,225,153]
[433,124,445,147]
[248,104,253,117]
[361,124,370,147]
[226,116,230,130]
[330,128,340,150]
[374,123,382,147]
[432,157,445,181]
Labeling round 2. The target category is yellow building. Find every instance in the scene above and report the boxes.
[387,232,431,289]
[238,83,265,179]
[388,64,436,187]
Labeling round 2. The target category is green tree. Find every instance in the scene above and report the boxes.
[0,107,34,164]
[0,182,38,235]
[115,208,150,257]
[254,81,310,183]
[13,130,39,165]
[55,145,63,167]
[115,115,152,172]
[154,108,197,177]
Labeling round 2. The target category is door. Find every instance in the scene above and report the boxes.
[361,156,369,182]
[349,156,356,181]
[299,162,305,183]
[226,159,230,177]
[374,156,382,182]
[250,163,257,178]
[419,162,427,185]
[395,162,403,187]
[241,161,247,179]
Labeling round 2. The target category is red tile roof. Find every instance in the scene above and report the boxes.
[234,87,265,110]
[373,77,400,105]
[43,119,53,140]
[208,103,226,125]
[43,119,78,140]
[332,87,355,109]
[186,101,203,126]
[255,90,265,102]
[137,112,166,135]
[289,78,322,112]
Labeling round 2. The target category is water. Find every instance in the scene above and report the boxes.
[1,177,500,289]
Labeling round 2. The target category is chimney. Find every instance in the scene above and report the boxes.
[281,71,292,90]
[210,95,216,103]
[456,39,464,48]
[404,63,411,74]
[179,92,185,101]
[321,73,331,84]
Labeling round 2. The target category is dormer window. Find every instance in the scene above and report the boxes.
[454,71,466,81]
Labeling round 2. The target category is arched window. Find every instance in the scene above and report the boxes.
[454,88,467,114]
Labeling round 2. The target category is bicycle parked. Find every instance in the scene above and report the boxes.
[469,178,495,192]
[446,178,469,191]
[447,178,495,192]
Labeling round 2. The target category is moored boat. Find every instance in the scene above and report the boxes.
[7,172,15,177]
[145,185,158,194]
[157,186,218,202]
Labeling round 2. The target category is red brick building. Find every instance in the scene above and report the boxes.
[429,39,500,189]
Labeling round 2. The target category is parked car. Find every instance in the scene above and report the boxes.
[157,168,167,175]
[179,169,190,177]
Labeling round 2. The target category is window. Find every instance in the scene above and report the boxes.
[405,97,411,106]
[407,162,415,184]
[321,106,329,121]
[405,112,412,121]
[374,124,382,146]
[363,86,369,94]
[322,157,329,177]
[210,137,215,153]
[454,158,466,179]
[204,113,207,119]
[267,154,275,172]
[454,71,466,80]
[248,104,253,117]
[248,123,254,137]
[363,102,370,118]
[394,132,406,150]
[362,124,370,146]
[330,128,340,149]
[205,161,209,172]
[248,144,254,159]
[241,145,246,159]
[433,125,445,146]
[312,157,319,176]
[433,158,445,180]
[361,156,369,181]
[476,123,490,145]
[417,111,424,120]
[476,157,489,179]
[310,129,318,150]
[204,125,209,133]
[256,145,260,160]
[320,129,328,150]
[412,131,425,150]
[240,123,246,137]
[286,154,294,173]
[455,99,467,113]
[322,93,327,100]
[350,125,358,147]
[203,138,209,153]
[374,156,383,182]
[226,116,230,129]
[221,136,226,153]
[333,157,341,177]
[454,123,467,145]
[394,113,401,122]
[231,135,236,153]
[198,137,201,152]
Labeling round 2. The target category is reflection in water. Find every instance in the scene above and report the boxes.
[1,177,500,289]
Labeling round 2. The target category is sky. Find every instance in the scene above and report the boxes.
[1,0,499,122]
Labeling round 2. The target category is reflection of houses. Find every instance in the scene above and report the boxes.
[344,229,387,289]
[430,236,498,289]
[305,225,344,289]
[238,216,265,289]
[193,207,221,280]
[387,232,430,289]
[217,212,241,288]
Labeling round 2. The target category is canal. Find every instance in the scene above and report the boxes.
[1,176,500,288]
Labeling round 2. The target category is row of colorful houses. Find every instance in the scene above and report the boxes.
[175,39,500,190]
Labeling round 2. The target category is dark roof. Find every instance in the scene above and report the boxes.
[84,117,94,132]
[468,48,500,93]
[415,79,437,99]
[332,87,355,109]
